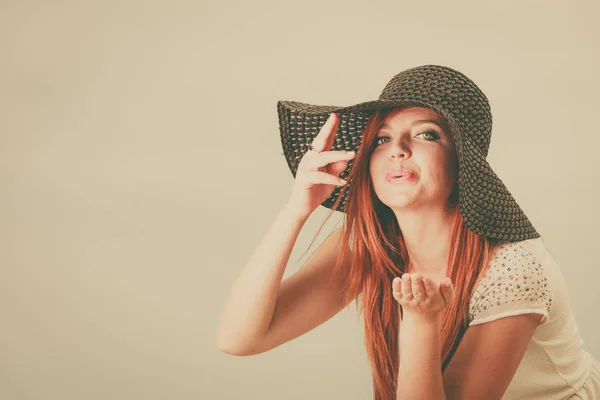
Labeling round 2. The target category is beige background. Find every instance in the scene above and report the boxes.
[1,0,599,399]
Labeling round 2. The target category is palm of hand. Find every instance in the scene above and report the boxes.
[392,273,455,322]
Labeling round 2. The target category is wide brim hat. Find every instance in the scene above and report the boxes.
[276,64,539,242]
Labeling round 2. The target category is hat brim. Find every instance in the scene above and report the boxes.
[277,99,539,241]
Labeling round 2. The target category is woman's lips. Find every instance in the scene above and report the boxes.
[385,171,416,183]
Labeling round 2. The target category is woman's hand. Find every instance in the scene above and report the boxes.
[392,273,455,324]
[286,112,356,220]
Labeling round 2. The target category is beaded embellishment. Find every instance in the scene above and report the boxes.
[468,241,553,325]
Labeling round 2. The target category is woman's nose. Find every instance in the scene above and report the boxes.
[390,142,410,159]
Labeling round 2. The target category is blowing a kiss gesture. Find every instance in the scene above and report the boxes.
[392,273,456,324]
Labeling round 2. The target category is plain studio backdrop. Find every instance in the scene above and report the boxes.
[1,1,599,399]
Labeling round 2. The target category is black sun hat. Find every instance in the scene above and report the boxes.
[276,64,539,242]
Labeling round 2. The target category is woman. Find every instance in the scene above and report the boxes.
[216,65,600,399]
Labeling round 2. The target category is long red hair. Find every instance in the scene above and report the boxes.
[302,108,505,399]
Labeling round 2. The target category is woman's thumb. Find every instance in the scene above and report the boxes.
[328,160,349,177]
[441,278,455,305]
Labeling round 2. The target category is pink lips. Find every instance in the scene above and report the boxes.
[385,169,416,183]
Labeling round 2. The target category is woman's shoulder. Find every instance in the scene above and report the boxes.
[467,237,553,327]
[483,237,548,279]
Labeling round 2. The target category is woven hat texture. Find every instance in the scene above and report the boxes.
[277,64,539,241]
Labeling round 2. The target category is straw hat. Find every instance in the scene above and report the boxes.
[276,64,539,241]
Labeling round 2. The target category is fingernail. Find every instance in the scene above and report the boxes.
[346,151,355,156]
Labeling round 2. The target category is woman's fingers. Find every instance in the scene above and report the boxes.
[401,274,412,298]
[303,150,356,171]
[300,170,348,187]
[422,276,436,297]
[300,113,356,175]
[327,159,349,177]
[310,113,339,152]
[412,275,427,300]
[440,279,455,306]
[392,277,402,299]
[393,274,456,315]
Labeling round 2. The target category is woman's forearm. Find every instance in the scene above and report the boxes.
[216,205,308,355]
[397,314,446,400]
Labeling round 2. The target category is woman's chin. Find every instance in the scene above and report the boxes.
[381,197,418,211]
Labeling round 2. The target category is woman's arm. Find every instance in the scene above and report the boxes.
[442,314,542,399]
[393,274,454,399]
[397,314,446,400]
[216,204,308,354]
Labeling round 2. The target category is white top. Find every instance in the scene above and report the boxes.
[467,237,600,399]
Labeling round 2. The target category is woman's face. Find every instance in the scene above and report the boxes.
[369,107,458,211]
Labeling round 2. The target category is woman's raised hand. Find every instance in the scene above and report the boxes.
[285,113,356,220]
[392,274,456,324]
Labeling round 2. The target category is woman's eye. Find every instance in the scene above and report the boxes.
[417,130,440,140]
[374,136,389,146]
[374,131,439,147]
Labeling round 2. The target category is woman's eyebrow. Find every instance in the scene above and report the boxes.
[379,120,445,131]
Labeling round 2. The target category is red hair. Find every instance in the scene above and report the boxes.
[302,108,505,399]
